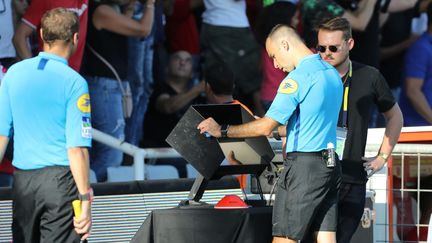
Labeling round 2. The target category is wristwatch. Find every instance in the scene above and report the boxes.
[220,124,230,138]
[272,129,281,140]
[378,152,389,162]
[78,188,94,202]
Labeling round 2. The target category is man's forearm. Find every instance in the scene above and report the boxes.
[344,0,377,31]
[157,83,203,114]
[13,23,33,60]
[407,89,432,124]
[68,147,91,194]
[380,104,403,155]
[228,117,279,138]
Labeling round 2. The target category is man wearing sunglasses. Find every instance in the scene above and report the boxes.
[302,17,403,243]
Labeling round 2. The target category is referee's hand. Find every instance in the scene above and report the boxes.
[197,117,221,138]
[74,200,92,240]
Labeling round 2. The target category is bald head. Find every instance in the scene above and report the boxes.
[267,24,303,45]
[265,24,310,73]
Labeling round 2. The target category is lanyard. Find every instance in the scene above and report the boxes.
[341,61,352,128]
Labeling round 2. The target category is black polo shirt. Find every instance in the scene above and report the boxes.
[339,61,395,184]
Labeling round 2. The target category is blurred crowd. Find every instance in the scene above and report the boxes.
[0,0,431,183]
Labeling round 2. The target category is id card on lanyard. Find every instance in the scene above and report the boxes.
[336,127,347,160]
[337,62,351,160]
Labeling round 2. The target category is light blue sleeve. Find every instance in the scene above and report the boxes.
[0,73,13,137]
[265,73,311,124]
[65,76,92,148]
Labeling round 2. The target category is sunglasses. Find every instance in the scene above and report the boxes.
[316,45,340,53]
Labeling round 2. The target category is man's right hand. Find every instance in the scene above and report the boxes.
[73,200,92,240]
[197,117,222,138]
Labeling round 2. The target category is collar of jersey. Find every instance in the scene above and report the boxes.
[38,52,68,65]
[298,53,319,67]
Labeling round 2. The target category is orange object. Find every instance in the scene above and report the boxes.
[214,195,249,209]
[398,131,432,143]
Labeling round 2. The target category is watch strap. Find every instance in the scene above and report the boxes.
[220,124,229,138]
[78,188,94,202]
[378,152,389,162]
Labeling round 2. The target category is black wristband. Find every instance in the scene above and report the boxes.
[221,124,229,138]
[78,188,94,202]
[272,129,281,140]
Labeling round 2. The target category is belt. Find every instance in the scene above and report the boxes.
[286,150,327,157]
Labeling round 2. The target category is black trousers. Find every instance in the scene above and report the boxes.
[336,183,366,243]
[12,166,81,243]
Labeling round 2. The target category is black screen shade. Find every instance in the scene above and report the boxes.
[166,104,274,179]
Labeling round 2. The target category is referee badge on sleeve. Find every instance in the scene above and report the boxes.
[278,78,298,94]
[77,94,91,113]
[81,117,92,138]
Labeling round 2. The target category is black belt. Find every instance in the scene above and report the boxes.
[286,150,327,157]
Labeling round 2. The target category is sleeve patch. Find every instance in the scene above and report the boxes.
[77,94,91,113]
[278,79,298,94]
[81,117,92,138]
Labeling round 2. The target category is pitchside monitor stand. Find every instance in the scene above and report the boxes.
[166,104,275,205]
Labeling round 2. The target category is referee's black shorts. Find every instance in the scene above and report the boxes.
[12,166,81,243]
[272,151,341,240]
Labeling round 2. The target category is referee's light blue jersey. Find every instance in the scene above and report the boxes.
[0,52,92,170]
[265,54,342,152]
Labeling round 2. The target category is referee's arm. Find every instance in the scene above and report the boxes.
[0,136,9,162]
[68,147,92,239]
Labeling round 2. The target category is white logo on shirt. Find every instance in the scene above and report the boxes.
[67,4,88,17]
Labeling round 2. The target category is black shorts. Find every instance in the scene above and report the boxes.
[12,166,80,243]
[272,151,341,240]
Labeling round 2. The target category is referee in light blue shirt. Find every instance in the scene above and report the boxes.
[0,8,92,242]
[198,25,342,243]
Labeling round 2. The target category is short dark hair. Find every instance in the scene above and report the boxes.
[317,17,352,40]
[204,63,235,96]
[41,8,79,46]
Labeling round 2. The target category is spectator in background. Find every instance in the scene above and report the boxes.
[81,0,154,182]
[380,5,422,100]
[256,1,298,113]
[200,0,262,114]
[152,0,173,85]
[125,1,156,147]
[301,0,377,49]
[399,3,432,126]
[205,63,252,114]
[165,0,201,78]
[142,50,205,178]
[0,0,17,187]
[12,0,89,72]
[0,0,16,69]
[204,62,251,187]
[349,0,418,70]
[374,0,432,127]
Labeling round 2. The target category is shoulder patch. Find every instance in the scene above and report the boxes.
[77,94,91,113]
[278,79,298,94]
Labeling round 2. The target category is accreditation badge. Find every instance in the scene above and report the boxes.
[336,127,347,160]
